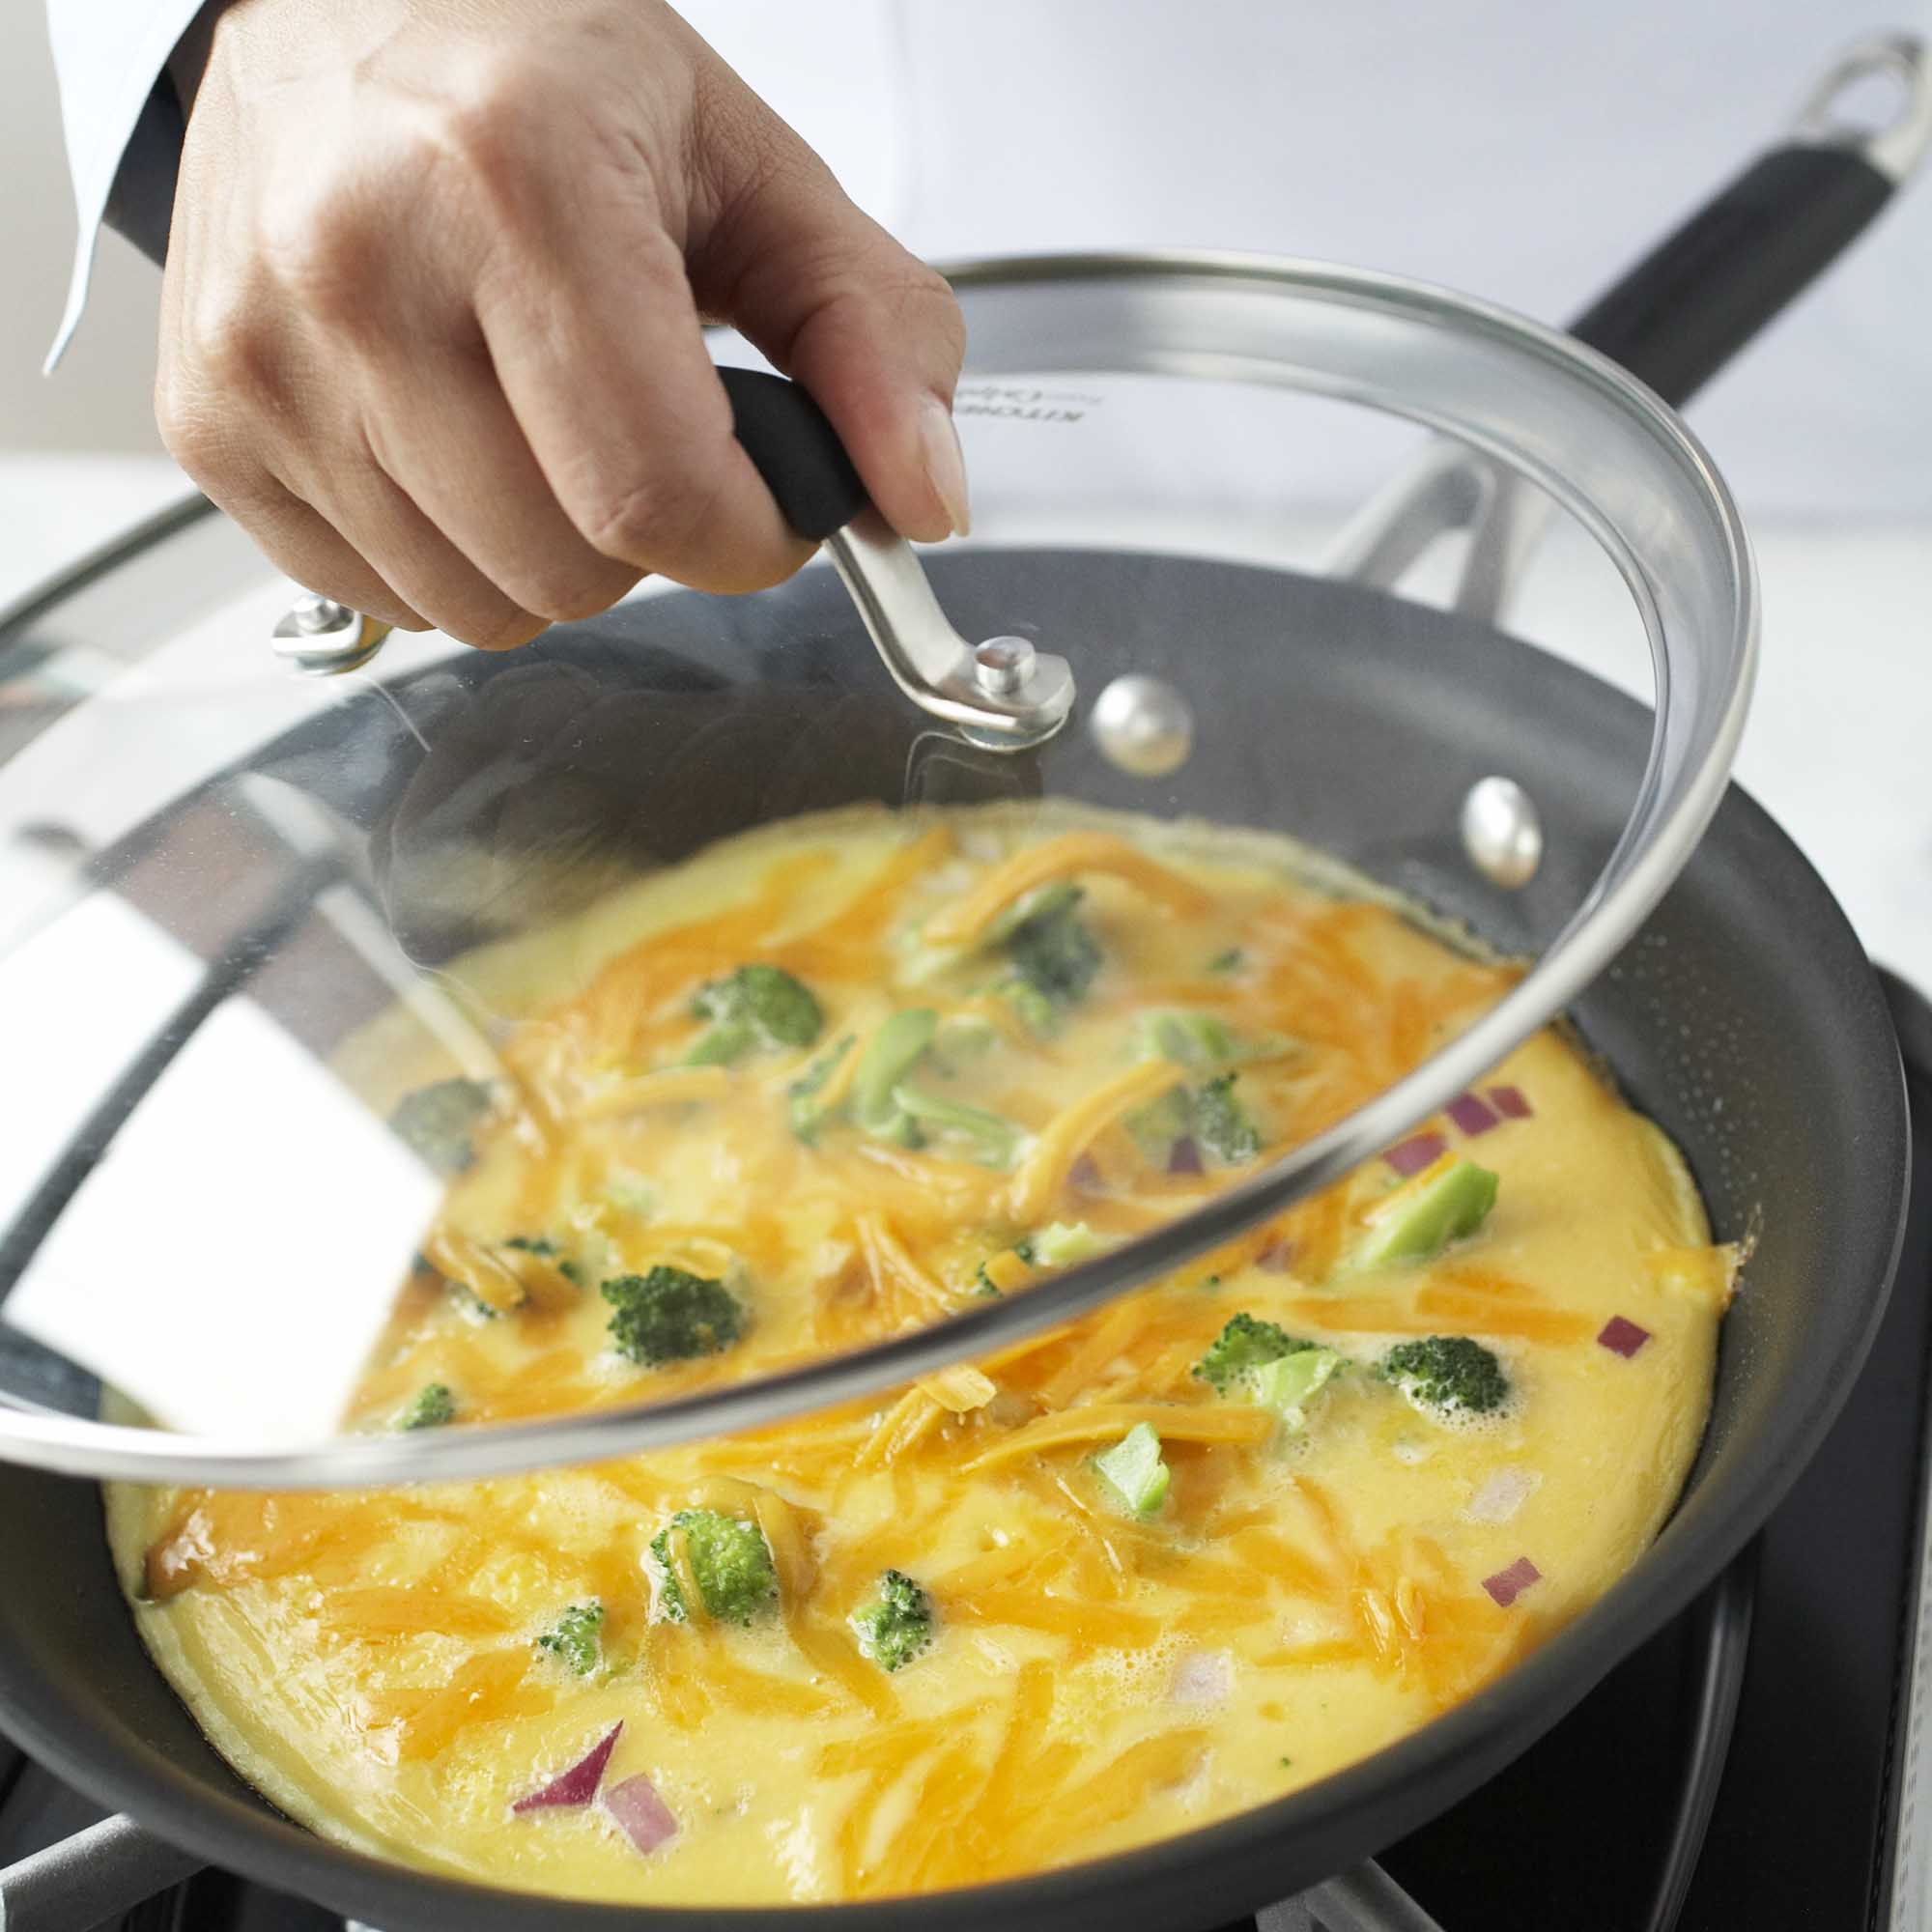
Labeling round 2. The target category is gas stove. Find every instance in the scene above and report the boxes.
[4,972,1927,1932]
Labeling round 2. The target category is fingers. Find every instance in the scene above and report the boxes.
[159,353,550,649]
[685,90,970,544]
[290,445,551,651]
[358,345,645,625]
[153,392,429,632]
[159,190,605,645]
[473,180,813,594]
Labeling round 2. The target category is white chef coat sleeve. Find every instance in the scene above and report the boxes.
[43,0,208,370]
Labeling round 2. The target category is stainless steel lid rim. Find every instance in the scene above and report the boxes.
[0,252,1756,1483]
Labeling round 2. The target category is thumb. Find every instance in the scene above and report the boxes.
[687,124,970,544]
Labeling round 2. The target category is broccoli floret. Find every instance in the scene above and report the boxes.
[650,1510,779,1626]
[535,1601,605,1676]
[1353,1159,1499,1269]
[1193,1072,1264,1163]
[398,1381,456,1431]
[1002,883,1101,1009]
[850,1569,935,1671]
[1093,1422,1170,1518]
[1192,1313,1314,1392]
[1381,1336,1511,1418]
[388,1077,493,1176]
[788,1034,854,1145]
[1127,1073,1265,1171]
[684,964,823,1065]
[602,1266,747,1366]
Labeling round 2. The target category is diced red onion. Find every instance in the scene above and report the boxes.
[1446,1092,1499,1138]
[605,1773,679,1857]
[1597,1315,1652,1358]
[1464,1466,1539,1525]
[1488,1085,1532,1121]
[1069,1153,1105,1195]
[1383,1131,1448,1178]
[1170,1649,1234,1706]
[512,1722,622,1812]
[1255,1235,1298,1273]
[1167,1136,1204,1177]
[1482,1556,1542,1608]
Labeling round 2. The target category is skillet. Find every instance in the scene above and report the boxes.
[0,37,1920,1932]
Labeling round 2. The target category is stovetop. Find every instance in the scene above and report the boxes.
[4,971,1929,1932]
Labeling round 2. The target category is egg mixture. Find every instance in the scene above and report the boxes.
[105,803,1733,1903]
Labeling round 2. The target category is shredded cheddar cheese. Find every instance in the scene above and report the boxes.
[918,831,1212,947]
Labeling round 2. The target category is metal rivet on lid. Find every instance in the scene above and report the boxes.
[973,636,1037,696]
[271,591,389,676]
[1460,775,1544,888]
[293,595,351,635]
[1090,673,1194,778]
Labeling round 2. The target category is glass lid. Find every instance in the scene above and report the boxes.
[0,255,1754,1485]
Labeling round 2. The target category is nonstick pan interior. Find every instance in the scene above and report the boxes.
[0,549,1907,1930]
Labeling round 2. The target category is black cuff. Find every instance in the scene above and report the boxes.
[102,71,185,270]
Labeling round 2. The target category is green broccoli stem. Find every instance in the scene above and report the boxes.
[682,1015,757,1066]
[1093,1422,1171,1518]
[852,1009,939,1133]
[1353,1159,1499,1269]
[788,1035,855,1144]
[893,1082,1025,1169]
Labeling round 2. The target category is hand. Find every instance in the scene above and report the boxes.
[158,0,969,647]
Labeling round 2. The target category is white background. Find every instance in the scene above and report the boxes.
[6,0,1928,513]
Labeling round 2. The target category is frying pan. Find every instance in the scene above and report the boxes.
[0,38,1922,1932]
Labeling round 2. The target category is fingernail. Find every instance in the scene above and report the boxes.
[919,395,972,538]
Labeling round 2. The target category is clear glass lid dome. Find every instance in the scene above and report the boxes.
[0,255,1753,1485]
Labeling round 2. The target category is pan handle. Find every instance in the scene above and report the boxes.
[1327,29,1930,621]
[1570,31,1927,409]
[0,1813,202,1932]
[271,366,1075,752]
[717,366,870,538]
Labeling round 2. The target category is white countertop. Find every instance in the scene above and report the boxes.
[3,453,1927,991]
